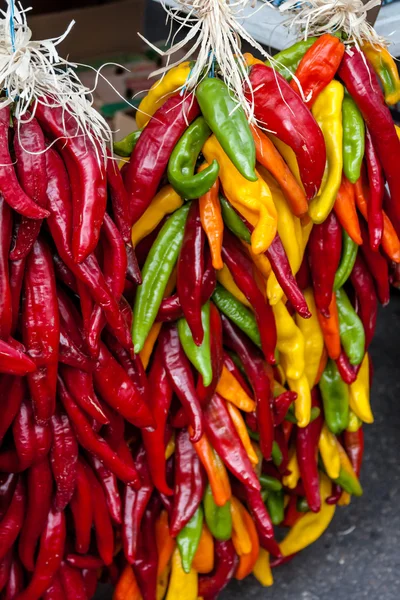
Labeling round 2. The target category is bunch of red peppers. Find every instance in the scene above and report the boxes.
[0,23,399,600]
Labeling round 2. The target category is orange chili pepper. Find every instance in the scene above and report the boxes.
[192,523,214,574]
[251,125,308,217]
[226,402,259,466]
[354,175,400,263]
[216,365,256,413]
[231,497,252,556]
[191,430,231,506]
[199,164,223,270]
[235,502,260,580]
[317,293,341,360]
[243,52,265,66]
[113,565,141,600]
[155,510,175,576]
[333,176,362,245]
[314,346,328,386]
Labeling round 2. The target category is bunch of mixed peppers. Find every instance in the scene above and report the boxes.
[0,25,400,600]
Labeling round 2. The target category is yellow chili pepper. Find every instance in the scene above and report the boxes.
[216,365,255,412]
[295,288,324,388]
[268,134,304,190]
[136,62,191,128]
[203,135,277,254]
[280,474,335,556]
[362,43,400,105]
[243,52,265,67]
[192,524,214,574]
[231,497,252,556]
[165,434,176,460]
[217,264,252,308]
[309,81,344,223]
[253,549,274,587]
[166,548,198,600]
[282,447,300,489]
[131,185,183,247]
[157,564,170,600]
[338,491,351,506]
[347,410,362,433]
[226,402,259,466]
[349,353,373,424]
[273,301,305,380]
[318,423,341,480]
[266,271,284,306]
[243,242,272,280]
[283,370,311,428]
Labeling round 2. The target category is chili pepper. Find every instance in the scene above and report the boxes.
[0,107,49,218]
[336,287,365,366]
[334,441,363,497]
[319,359,350,435]
[296,391,323,512]
[166,547,198,600]
[133,203,189,352]
[70,460,93,555]
[247,63,326,200]
[344,428,364,478]
[253,548,273,587]
[156,510,176,576]
[160,324,204,442]
[10,398,36,470]
[106,150,131,243]
[362,43,400,106]
[347,409,363,432]
[9,256,25,335]
[199,165,223,269]
[269,37,318,79]
[0,550,12,593]
[61,366,108,425]
[0,196,12,338]
[3,555,24,600]
[219,194,251,244]
[359,219,390,305]
[202,135,277,255]
[59,377,140,484]
[58,562,87,600]
[0,474,17,520]
[0,379,22,444]
[126,94,199,225]
[316,294,339,361]
[192,523,214,574]
[133,498,159,600]
[191,433,232,507]
[349,353,373,424]
[50,407,78,510]
[176,505,204,574]
[295,288,324,389]
[336,349,359,385]
[364,128,384,250]
[243,484,281,556]
[273,300,305,380]
[203,484,232,541]
[125,244,142,285]
[338,48,400,236]
[273,391,297,427]
[216,364,255,413]
[231,496,252,556]
[59,326,94,372]
[334,230,359,291]
[170,428,206,536]
[326,483,343,506]
[333,176,362,245]
[198,539,238,599]
[226,402,258,466]
[266,490,285,525]
[212,282,260,347]
[87,454,122,524]
[131,185,183,248]
[195,300,223,405]
[290,34,345,107]
[0,338,36,375]
[0,477,25,561]
[18,457,52,571]
[308,211,342,317]
[93,342,153,428]
[342,91,365,185]
[66,555,103,570]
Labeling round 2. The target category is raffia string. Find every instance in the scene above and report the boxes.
[279,0,386,47]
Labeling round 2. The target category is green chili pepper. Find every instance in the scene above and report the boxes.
[319,359,350,435]
[178,301,212,386]
[212,283,261,348]
[266,490,285,525]
[342,92,365,184]
[261,489,269,503]
[271,441,283,467]
[335,288,366,366]
[267,38,318,80]
[286,405,321,424]
[219,195,251,243]
[176,505,204,574]
[113,130,141,157]
[196,79,257,182]
[334,468,363,497]
[259,474,282,492]
[296,497,310,513]
[167,117,219,199]
[334,231,359,290]
[132,203,190,353]
[203,484,232,541]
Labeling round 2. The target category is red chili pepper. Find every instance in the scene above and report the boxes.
[308,211,342,317]
[159,324,204,443]
[0,549,12,593]
[59,326,94,372]
[243,486,281,556]
[0,477,25,561]
[197,301,223,404]
[66,554,104,570]
[296,390,323,513]
[326,483,343,505]
[222,315,274,459]
[93,342,153,428]
[0,375,24,444]
[364,128,384,251]
[177,200,205,344]
[18,456,52,572]
[350,253,378,350]
[59,561,88,600]
[61,366,109,425]
[53,253,77,291]
[9,257,26,336]
[57,287,87,352]
[198,540,238,599]
[107,149,131,243]
[270,553,297,568]
[335,349,359,384]
[11,114,48,259]
[204,393,260,490]
[87,454,122,525]
[275,425,290,473]
[170,428,206,537]
[344,428,364,478]
[247,64,326,200]
[82,568,98,599]
[70,460,93,555]
[12,399,37,470]
[0,449,21,473]
[3,554,24,600]
[0,474,17,520]
[273,390,298,426]
[125,94,200,225]
[133,498,160,600]
[338,48,400,234]
[35,102,107,263]
[0,337,36,375]
[282,495,302,527]
[50,407,78,510]
[126,243,142,285]
[0,196,12,339]
[41,574,67,600]
[142,344,173,496]
[123,445,154,563]
[359,220,390,305]
[0,107,49,218]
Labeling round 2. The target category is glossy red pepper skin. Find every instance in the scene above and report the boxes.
[308,211,342,317]
[70,460,93,555]
[0,474,17,520]
[159,324,204,443]
[243,486,281,556]
[0,196,12,338]
[35,102,107,263]
[335,349,359,384]
[0,549,12,593]
[12,399,38,470]
[126,243,142,285]
[344,428,364,478]
[273,390,298,426]
[0,376,24,444]
[204,393,261,490]
[125,94,200,225]
[359,220,390,305]
[66,554,104,569]
[0,339,36,375]
[41,574,67,600]
[338,48,400,233]
[3,555,24,600]
[82,568,98,599]
[350,253,378,350]
[59,325,94,372]
[326,483,343,505]
[198,540,238,600]
[247,64,326,200]
[133,499,159,600]
[177,201,205,344]
[197,301,223,404]
[222,316,274,459]
[61,365,108,425]
[0,107,49,219]
[365,128,384,251]
[59,562,88,600]
[50,407,79,510]
[11,115,48,259]
[107,149,131,243]
[170,427,207,537]
[0,477,25,561]
[9,257,26,336]
[123,445,154,563]
[142,344,174,496]
[87,454,122,525]
[296,390,323,513]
